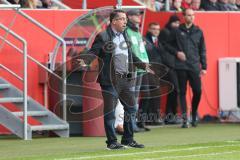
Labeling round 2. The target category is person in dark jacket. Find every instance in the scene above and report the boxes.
[201,0,221,11]
[142,22,164,126]
[227,0,239,11]
[218,0,229,11]
[159,15,181,125]
[173,9,207,128]
[78,9,154,150]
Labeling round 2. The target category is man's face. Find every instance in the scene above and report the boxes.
[174,0,183,8]
[236,0,240,4]
[184,9,195,24]
[191,0,201,9]
[128,14,142,25]
[171,21,180,28]
[148,24,161,37]
[112,12,127,32]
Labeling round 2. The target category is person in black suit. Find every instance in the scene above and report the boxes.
[78,9,154,150]
[142,22,164,127]
[171,9,207,128]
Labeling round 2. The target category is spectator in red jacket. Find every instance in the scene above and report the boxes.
[182,0,192,10]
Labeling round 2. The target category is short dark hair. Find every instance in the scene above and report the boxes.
[148,22,160,28]
[109,9,126,23]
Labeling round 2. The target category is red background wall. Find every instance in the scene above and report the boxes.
[1,9,240,134]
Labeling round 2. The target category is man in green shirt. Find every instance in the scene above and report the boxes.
[126,9,150,132]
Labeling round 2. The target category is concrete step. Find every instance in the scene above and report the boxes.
[0,84,11,90]
[31,124,69,131]
[0,97,24,103]
[12,111,49,117]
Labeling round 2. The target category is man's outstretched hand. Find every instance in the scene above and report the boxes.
[77,59,88,67]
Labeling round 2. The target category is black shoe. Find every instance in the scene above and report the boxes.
[191,121,198,127]
[107,142,126,150]
[144,127,151,131]
[133,127,146,133]
[137,122,146,129]
[137,122,150,131]
[121,140,145,148]
[181,122,189,128]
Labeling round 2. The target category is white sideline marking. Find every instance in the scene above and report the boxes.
[54,144,240,160]
[142,151,240,160]
[226,140,240,143]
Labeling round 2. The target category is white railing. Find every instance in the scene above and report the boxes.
[0,22,28,140]
[0,3,68,139]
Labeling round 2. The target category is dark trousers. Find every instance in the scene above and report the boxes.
[165,69,179,122]
[138,73,161,123]
[101,75,137,145]
[176,70,202,122]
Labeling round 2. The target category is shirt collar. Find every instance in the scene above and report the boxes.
[111,26,122,37]
[152,36,157,42]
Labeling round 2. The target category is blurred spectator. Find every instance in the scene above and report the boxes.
[155,0,165,11]
[237,0,240,9]
[41,0,53,8]
[143,22,163,127]
[25,0,42,9]
[191,0,202,10]
[227,0,239,10]
[159,15,181,125]
[171,0,183,11]
[182,0,192,10]
[201,0,221,11]
[218,0,230,10]
[7,0,25,6]
[7,0,19,4]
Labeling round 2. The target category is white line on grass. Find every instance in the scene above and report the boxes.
[226,140,240,143]
[142,150,240,160]
[54,144,240,160]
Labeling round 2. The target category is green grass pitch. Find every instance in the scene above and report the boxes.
[0,123,239,160]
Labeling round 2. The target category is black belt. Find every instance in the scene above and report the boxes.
[115,72,133,78]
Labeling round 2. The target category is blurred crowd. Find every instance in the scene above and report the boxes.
[3,0,240,11]
[156,0,240,11]
[5,0,57,9]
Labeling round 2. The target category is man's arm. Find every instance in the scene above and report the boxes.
[199,32,207,70]
[131,49,155,74]
[79,33,104,65]
[160,29,186,61]
[159,29,178,56]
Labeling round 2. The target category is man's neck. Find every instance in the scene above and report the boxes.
[185,23,193,29]
[111,25,119,33]
[135,23,140,28]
